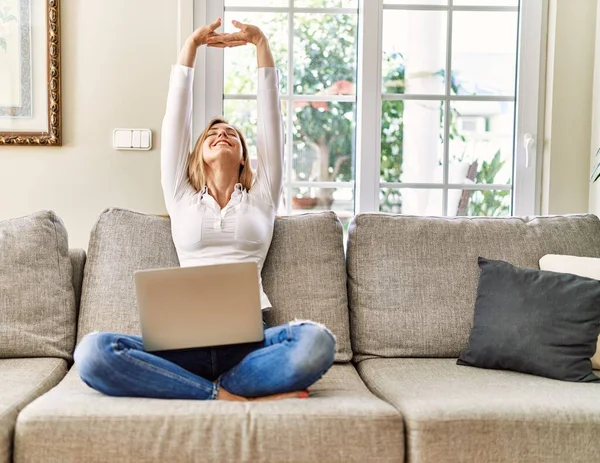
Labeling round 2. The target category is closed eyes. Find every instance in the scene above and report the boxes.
[208,129,237,138]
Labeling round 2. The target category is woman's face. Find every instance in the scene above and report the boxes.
[202,123,244,168]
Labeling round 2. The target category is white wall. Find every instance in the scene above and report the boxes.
[542,0,598,215]
[590,0,600,215]
[0,1,178,249]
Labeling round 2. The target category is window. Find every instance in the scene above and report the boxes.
[190,0,544,231]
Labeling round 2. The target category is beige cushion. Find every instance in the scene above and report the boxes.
[15,364,403,463]
[0,211,77,361]
[76,208,179,343]
[0,358,67,463]
[347,213,600,361]
[77,208,352,362]
[262,211,352,361]
[357,358,600,463]
[539,254,600,369]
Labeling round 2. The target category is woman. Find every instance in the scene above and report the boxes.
[74,19,336,401]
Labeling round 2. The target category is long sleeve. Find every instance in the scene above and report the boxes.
[254,67,284,209]
[161,64,196,211]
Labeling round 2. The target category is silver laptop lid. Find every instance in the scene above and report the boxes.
[134,261,264,351]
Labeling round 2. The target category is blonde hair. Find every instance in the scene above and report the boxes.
[188,116,254,193]
[157,117,253,219]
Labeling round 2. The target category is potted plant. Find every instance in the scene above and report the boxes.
[291,186,318,210]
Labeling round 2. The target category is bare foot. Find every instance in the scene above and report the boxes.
[251,391,309,402]
[217,387,309,401]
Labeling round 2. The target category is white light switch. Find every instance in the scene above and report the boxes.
[114,130,132,149]
[113,129,152,150]
[140,130,151,149]
[132,130,141,148]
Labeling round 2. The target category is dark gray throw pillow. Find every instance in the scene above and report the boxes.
[457,257,600,382]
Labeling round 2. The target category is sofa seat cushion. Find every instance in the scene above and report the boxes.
[0,358,67,463]
[357,358,600,463]
[14,364,403,463]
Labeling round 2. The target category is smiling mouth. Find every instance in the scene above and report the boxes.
[213,140,232,147]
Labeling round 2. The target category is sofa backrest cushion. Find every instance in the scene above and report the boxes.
[262,212,351,362]
[347,213,600,361]
[0,211,76,361]
[77,209,179,343]
[77,209,351,362]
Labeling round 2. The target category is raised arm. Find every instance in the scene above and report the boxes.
[161,19,246,210]
[209,23,283,208]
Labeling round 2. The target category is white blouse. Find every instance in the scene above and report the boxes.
[160,64,284,311]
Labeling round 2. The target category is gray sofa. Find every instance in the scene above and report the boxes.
[2,208,600,462]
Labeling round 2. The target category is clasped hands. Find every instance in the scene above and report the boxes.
[191,18,266,49]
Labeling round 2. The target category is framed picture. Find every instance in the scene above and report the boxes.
[0,0,61,145]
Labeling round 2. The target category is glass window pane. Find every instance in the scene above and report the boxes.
[224,12,288,94]
[293,14,357,95]
[452,11,518,96]
[454,0,518,6]
[380,188,443,215]
[384,0,447,5]
[292,101,355,184]
[382,11,447,95]
[380,100,445,184]
[225,0,288,6]
[452,189,512,217]
[295,0,358,7]
[224,99,287,168]
[448,101,514,185]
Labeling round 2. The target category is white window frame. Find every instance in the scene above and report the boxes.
[514,0,547,216]
[180,0,546,216]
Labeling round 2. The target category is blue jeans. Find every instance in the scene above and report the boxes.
[73,319,336,400]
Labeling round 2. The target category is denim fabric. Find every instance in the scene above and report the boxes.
[74,319,336,400]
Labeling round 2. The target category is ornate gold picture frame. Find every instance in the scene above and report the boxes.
[0,0,61,145]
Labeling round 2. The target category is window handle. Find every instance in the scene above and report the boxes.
[524,133,535,169]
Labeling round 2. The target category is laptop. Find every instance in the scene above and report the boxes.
[133,261,265,352]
